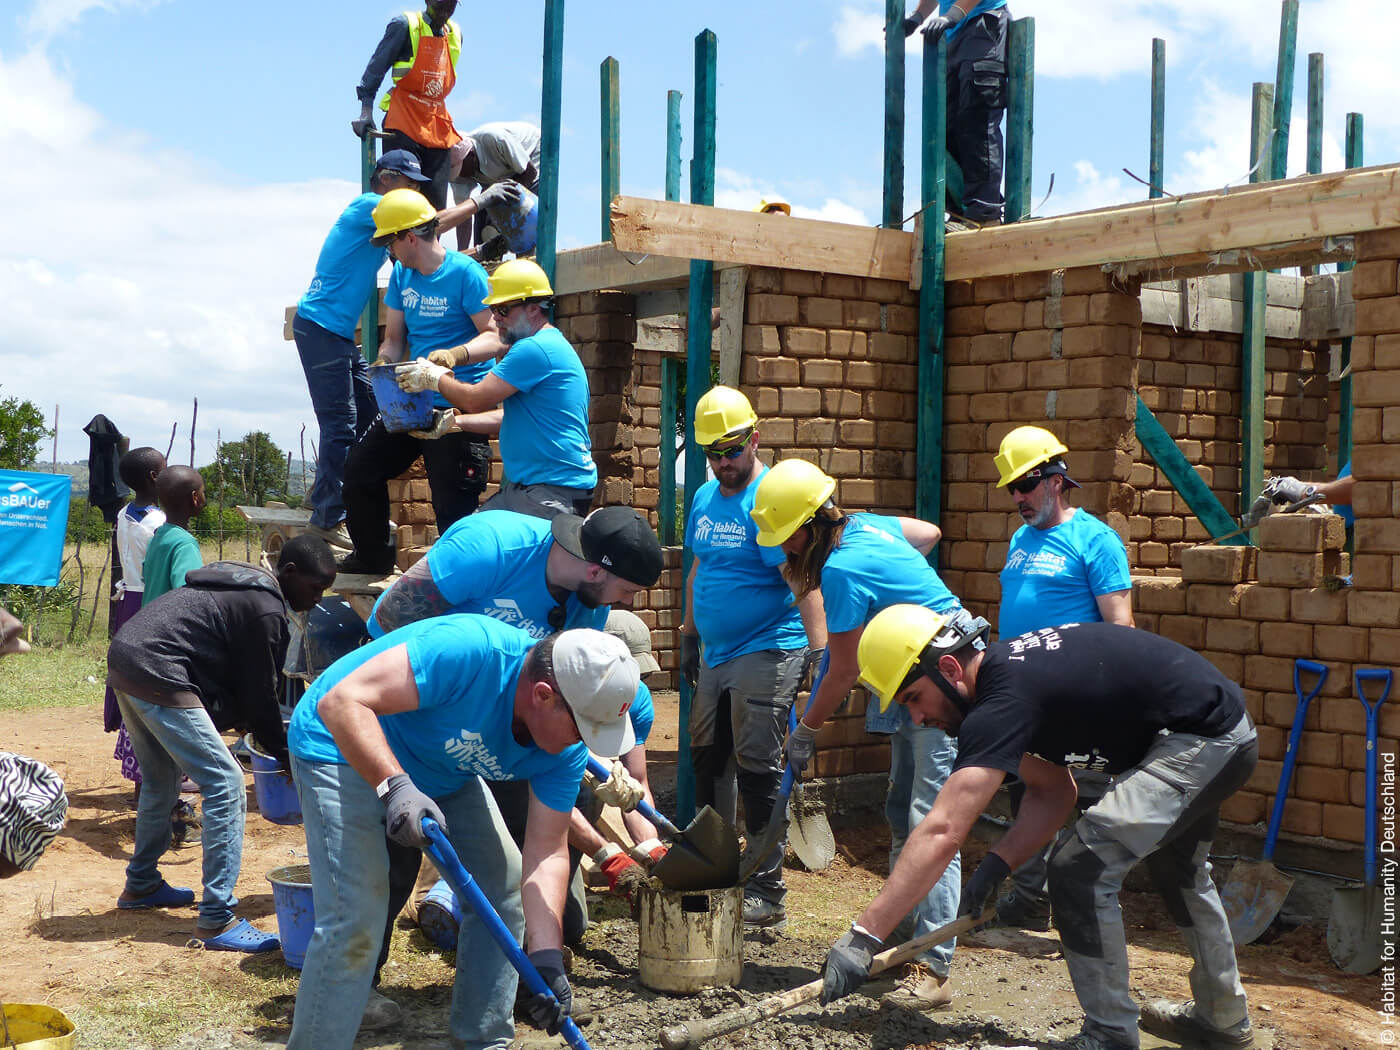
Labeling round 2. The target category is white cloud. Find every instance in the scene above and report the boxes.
[22,0,167,45]
[712,167,872,226]
[1041,160,1136,217]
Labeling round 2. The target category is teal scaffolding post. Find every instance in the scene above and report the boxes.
[1241,83,1274,510]
[882,0,905,228]
[537,0,565,286]
[600,57,620,242]
[1004,18,1034,222]
[358,133,380,362]
[1270,0,1299,182]
[658,90,683,548]
[1338,114,1363,470]
[915,33,948,529]
[1149,38,1165,198]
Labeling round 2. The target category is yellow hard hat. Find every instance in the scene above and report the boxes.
[482,258,554,306]
[857,605,990,711]
[693,386,758,446]
[371,188,437,245]
[755,196,791,215]
[994,425,1070,487]
[749,458,835,548]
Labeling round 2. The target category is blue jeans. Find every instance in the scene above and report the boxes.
[292,311,376,529]
[115,691,246,930]
[289,759,523,1050]
[885,718,961,975]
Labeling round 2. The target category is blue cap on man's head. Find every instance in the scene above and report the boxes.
[374,149,431,183]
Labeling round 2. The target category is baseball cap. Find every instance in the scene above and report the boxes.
[551,507,664,587]
[552,630,638,757]
[1020,457,1080,489]
[374,149,432,183]
[0,753,68,872]
[604,609,660,674]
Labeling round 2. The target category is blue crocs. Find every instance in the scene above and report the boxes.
[191,917,280,953]
[118,880,196,910]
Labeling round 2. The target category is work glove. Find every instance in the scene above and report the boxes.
[426,347,463,368]
[1262,475,1317,506]
[524,948,573,1034]
[958,852,1010,928]
[351,103,375,139]
[680,634,701,693]
[921,14,955,43]
[902,14,925,35]
[396,358,450,393]
[589,759,646,812]
[593,842,647,898]
[820,925,883,1004]
[381,773,448,848]
[478,179,525,212]
[802,646,827,692]
[628,837,668,865]
[785,718,819,776]
[409,408,457,441]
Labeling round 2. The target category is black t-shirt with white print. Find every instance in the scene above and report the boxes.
[953,621,1247,778]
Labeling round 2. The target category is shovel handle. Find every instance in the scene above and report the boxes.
[585,754,683,841]
[1355,668,1392,886]
[421,819,593,1050]
[1262,659,1329,860]
[658,910,988,1050]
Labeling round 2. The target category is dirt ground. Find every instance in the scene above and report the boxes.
[0,698,1381,1050]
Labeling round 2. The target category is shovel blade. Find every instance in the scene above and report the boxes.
[1221,859,1294,945]
[1328,883,1383,974]
[787,785,835,871]
[652,805,741,892]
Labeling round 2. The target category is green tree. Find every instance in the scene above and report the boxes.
[200,431,288,508]
[0,389,50,470]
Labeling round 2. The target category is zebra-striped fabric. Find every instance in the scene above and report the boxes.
[0,752,68,872]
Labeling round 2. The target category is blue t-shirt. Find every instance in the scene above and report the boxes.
[822,513,962,635]
[941,0,1008,41]
[687,467,807,667]
[629,681,655,746]
[1336,459,1354,527]
[491,327,597,489]
[297,194,389,340]
[289,615,587,808]
[386,252,493,409]
[368,510,609,639]
[998,509,1132,639]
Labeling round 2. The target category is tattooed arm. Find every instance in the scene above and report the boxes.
[368,557,455,637]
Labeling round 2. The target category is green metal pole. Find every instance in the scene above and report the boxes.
[1338,113,1363,470]
[537,0,565,286]
[1241,82,1273,510]
[359,133,380,363]
[1306,53,1323,175]
[665,90,683,202]
[600,57,620,242]
[659,357,680,546]
[915,33,947,527]
[1135,397,1249,544]
[1149,38,1165,199]
[1004,18,1034,222]
[678,27,717,825]
[882,0,905,228]
[1270,0,1299,181]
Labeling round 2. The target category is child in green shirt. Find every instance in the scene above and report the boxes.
[142,467,206,606]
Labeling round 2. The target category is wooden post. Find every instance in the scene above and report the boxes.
[1004,17,1035,222]
[359,126,381,363]
[679,27,717,825]
[1270,0,1299,181]
[1338,113,1364,471]
[1149,38,1166,198]
[537,0,565,286]
[882,0,905,228]
[659,357,680,546]
[1306,53,1323,175]
[665,90,683,202]
[1135,397,1249,544]
[916,33,948,527]
[600,57,620,242]
[1240,82,1274,510]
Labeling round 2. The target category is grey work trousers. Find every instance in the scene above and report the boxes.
[1047,714,1258,1048]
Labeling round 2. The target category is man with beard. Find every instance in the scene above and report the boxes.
[395,259,597,519]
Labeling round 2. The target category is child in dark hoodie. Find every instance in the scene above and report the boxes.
[107,535,337,952]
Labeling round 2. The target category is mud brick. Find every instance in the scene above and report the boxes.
[1246,759,1282,795]
[798,296,843,327]
[750,356,798,385]
[1321,803,1366,844]
[796,419,837,444]
[1150,517,1185,543]
[775,271,820,296]
[838,479,876,506]
[1254,655,1318,699]
[1009,389,1048,419]
[984,301,1024,331]
[779,326,824,358]
[1068,356,1136,389]
[743,324,783,356]
[1023,300,1045,329]
[846,361,883,389]
[978,362,1024,393]
[1296,731,1342,767]
[1087,293,1141,325]
[1370,628,1400,665]
[1349,589,1400,627]
[1011,271,1052,299]
[1157,615,1206,649]
[962,573,1002,603]
[1206,618,1259,654]
[842,300,881,331]
[946,482,988,512]
[947,305,988,336]
[1295,765,1351,804]
[1257,512,1346,552]
[1186,583,1246,618]
[1287,586,1349,625]
[1256,551,1329,588]
[747,294,799,325]
[1277,799,1323,837]
[1257,621,1313,658]
[815,714,870,748]
[972,274,1014,303]
[1011,329,1053,360]
[822,448,859,476]
[868,332,911,362]
[1220,791,1267,826]
[1256,725,1286,761]
[407,479,431,501]
[865,278,909,303]
[1064,325,1135,358]
[1235,585,1287,620]
[946,280,976,306]
[946,364,988,394]
[387,479,410,502]
[1355,295,1400,336]
[968,512,1011,541]
[1180,544,1250,584]
[1202,651,1244,682]
[828,330,868,359]
[1312,625,1370,663]
[1133,576,1187,613]
[1138,542,1169,567]
[886,304,919,334]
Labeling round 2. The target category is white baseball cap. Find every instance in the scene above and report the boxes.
[552,629,638,757]
[604,609,660,674]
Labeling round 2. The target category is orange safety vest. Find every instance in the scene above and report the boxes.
[381,11,462,150]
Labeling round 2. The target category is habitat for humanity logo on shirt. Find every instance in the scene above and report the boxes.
[1005,548,1069,577]
[443,729,507,778]
[400,286,450,319]
[481,598,548,639]
[692,516,747,549]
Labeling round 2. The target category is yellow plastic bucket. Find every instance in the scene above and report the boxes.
[0,1003,77,1049]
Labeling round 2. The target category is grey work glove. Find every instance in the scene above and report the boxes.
[802,646,827,692]
[409,408,457,441]
[351,103,375,139]
[477,179,525,212]
[958,852,1010,929]
[381,773,447,848]
[1263,475,1317,506]
[524,948,572,1035]
[785,719,818,775]
[921,14,956,42]
[820,926,883,1004]
[680,634,701,693]
[902,14,925,35]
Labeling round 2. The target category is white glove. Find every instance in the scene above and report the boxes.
[409,408,457,440]
[1263,475,1317,506]
[591,759,645,812]
[396,359,450,393]
[427,347,462,368]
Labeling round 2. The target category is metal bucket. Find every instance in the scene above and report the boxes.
[637,883,742,994]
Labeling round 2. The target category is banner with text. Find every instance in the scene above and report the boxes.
[0,470,72,587]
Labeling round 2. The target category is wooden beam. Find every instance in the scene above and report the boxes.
[717,266,747,387]
[1135,396,1249,545]
[600,57,620,242]
[1241,82,1274,509]
[882,0,905,229]
[1004,18,1034,222]
[552,241,738,296]
[1105,235,1354,281]
[1149,38,1166,199]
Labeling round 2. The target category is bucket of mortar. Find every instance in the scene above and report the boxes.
[267,864,315,969]
[246,735,302,826]
[0,1003,76,1049]
[637,882,742,994]
[369,363,435,434]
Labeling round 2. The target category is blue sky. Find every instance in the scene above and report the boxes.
[1,0,1393,466]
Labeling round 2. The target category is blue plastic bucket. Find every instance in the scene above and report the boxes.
[267,863,315,969]
[369,363,435,434]
[491,184,539,255]
[417,878,462,950]
[247,736,302,826]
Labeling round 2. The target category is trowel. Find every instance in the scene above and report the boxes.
[585,756,739,891]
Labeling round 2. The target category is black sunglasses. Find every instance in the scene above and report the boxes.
[1007,475,1047,496]
[704,443,748,461]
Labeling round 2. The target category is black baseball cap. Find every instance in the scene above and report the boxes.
[1021,457,1080,489]
[374,149,432,183]
[552,507,664,586]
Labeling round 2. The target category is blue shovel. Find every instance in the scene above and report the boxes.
[420,818,593,1050]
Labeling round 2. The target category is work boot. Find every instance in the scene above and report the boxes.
[305,522,353,549]
[741,894,786,933]
[994,889,1052,932]
[880,963,953,1011]
[1057,1031,1136,1050]
[1139,999,1256,1049]
[336,549,397,577]
[359,989,402,1032]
